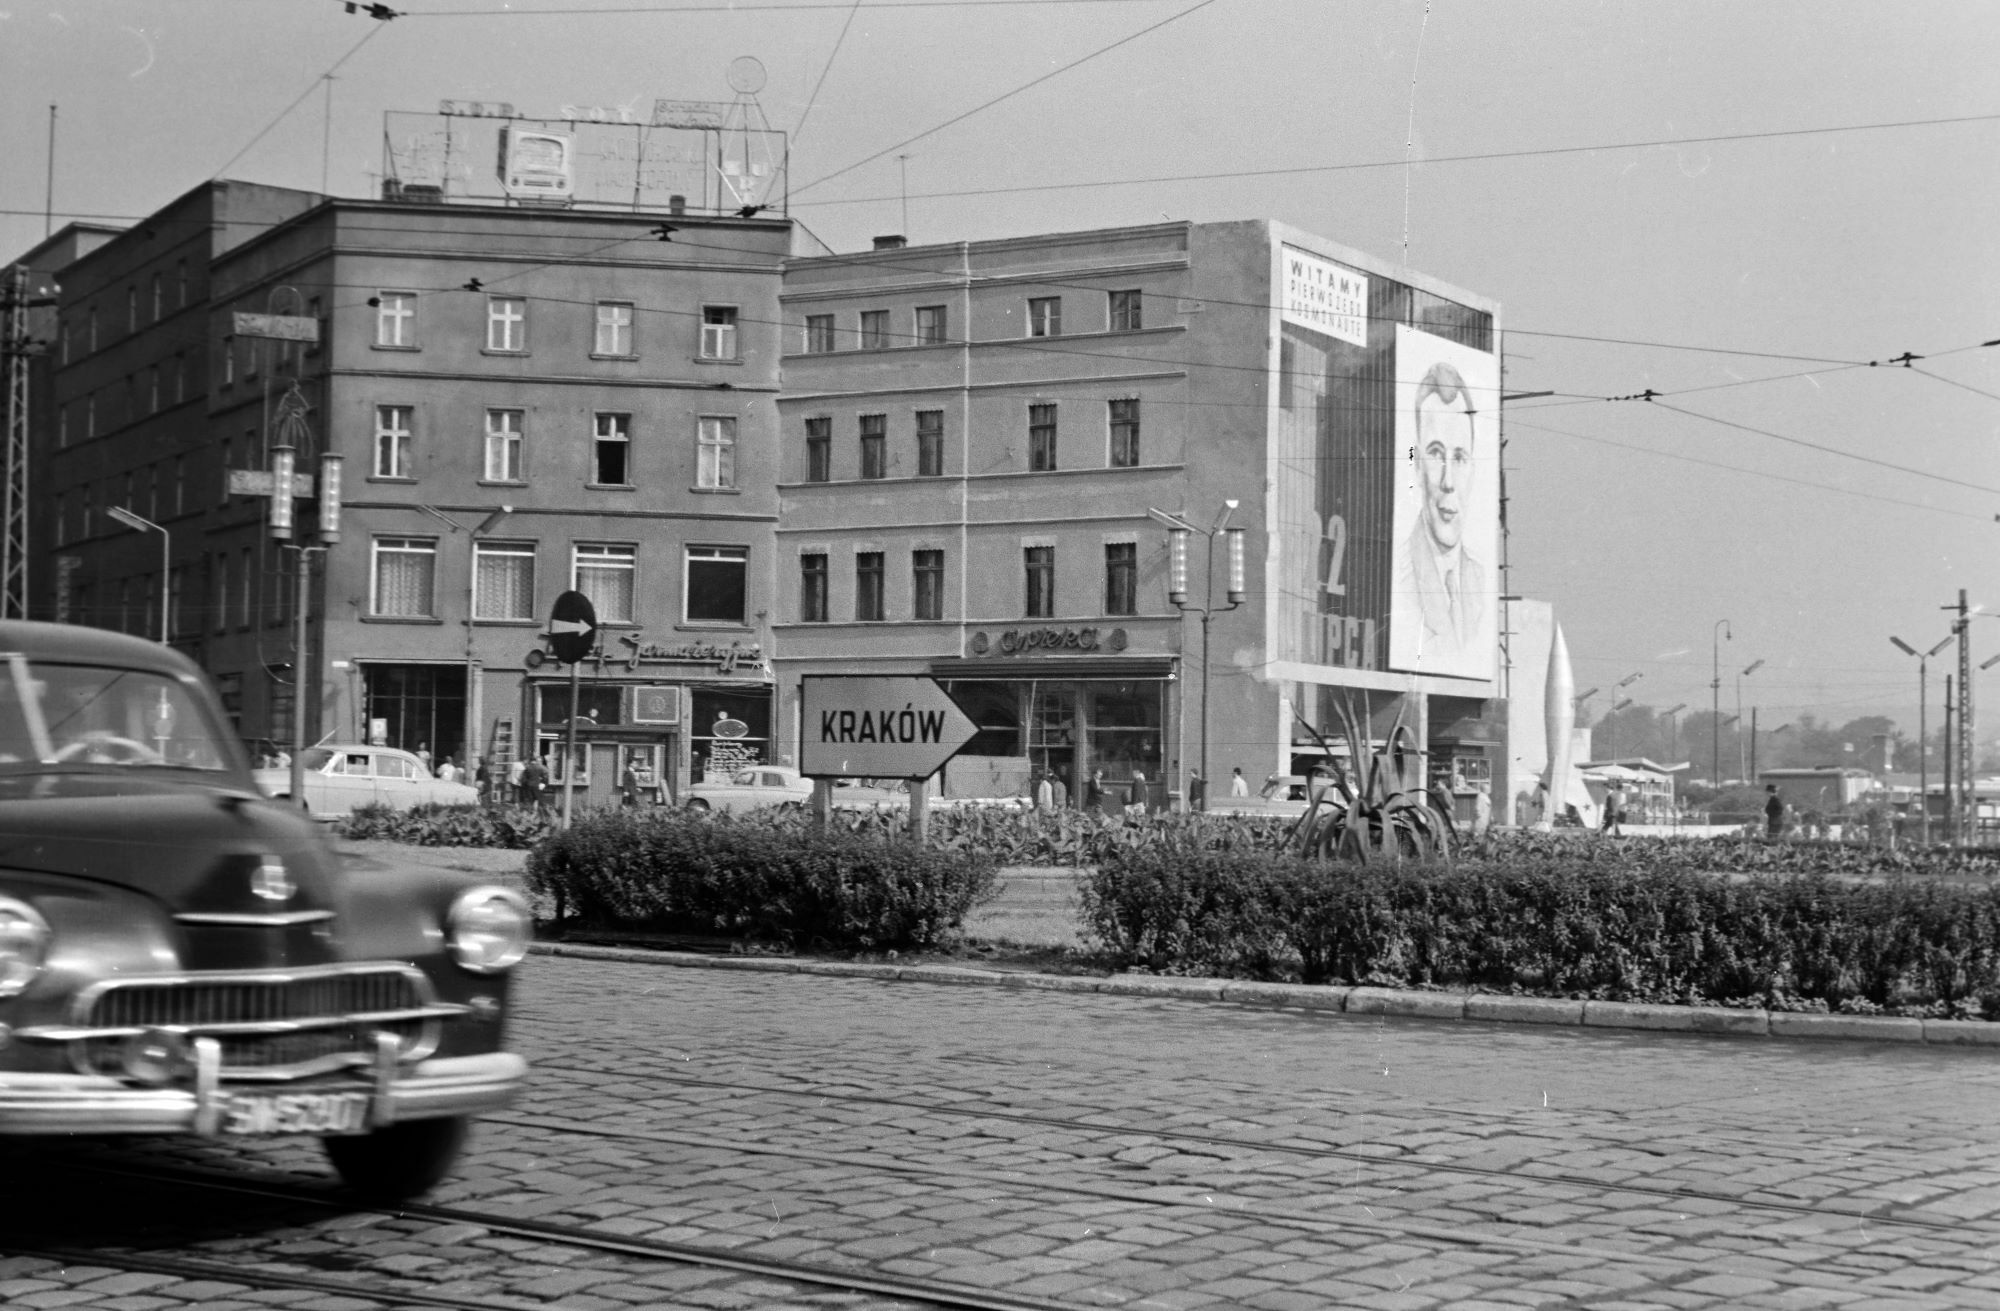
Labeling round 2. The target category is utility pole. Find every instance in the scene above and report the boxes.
[0,266,56,619]
[1956,590,1974,843]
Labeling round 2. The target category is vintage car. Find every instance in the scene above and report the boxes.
[253,745,481,818]
[0,622,529,1199]
[682,765,916,813]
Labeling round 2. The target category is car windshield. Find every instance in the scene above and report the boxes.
[0,656,235,771]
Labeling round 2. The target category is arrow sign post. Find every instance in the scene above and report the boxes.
[547,591,599,829]
[799,676,980,843]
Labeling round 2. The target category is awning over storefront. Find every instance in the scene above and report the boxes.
[929,657,1177,682]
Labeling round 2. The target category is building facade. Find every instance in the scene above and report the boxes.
[772,220,1505,810]
[23,180,794,803]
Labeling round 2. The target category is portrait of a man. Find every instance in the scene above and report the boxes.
[1390,328,1497,679]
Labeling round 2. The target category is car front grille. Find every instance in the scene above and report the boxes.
[72,966,443,1080]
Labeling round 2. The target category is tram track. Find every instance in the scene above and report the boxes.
[535,1062,1998,1237]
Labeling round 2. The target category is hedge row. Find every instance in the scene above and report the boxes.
[1080,849,2000,1017]
[525,808,997,952]
[334,802,558,848]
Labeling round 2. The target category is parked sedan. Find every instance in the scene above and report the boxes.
[682,766,922,813]
[0,620,530,1200]
[254,746,480,818]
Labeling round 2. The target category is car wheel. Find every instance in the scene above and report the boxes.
[686,798,710,811]
[324,1116,469,1201]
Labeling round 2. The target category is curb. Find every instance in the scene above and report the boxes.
[528,942,1993,1046]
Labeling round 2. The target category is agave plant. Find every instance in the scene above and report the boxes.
[1285,693,1457,862]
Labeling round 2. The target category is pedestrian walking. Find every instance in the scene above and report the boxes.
[415,743,432,773]
[620,756,641,808]
[1601,782,1624,836]
[520,756,551,814]
[1049,770,1068,810]
[1229,766,1249,798]
[507,757,526,805]
[1187,768,1206,811]
[1128,770,1148,817]
[1764,784,1785,839]
[1033,770,1054,812]
[1085,769,1106,815]
[474,757,493,805]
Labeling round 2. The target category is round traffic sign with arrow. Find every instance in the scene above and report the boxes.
[548,590,599,664]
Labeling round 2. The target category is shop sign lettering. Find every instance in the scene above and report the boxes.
[613,633,764,673]
[967,627,1129,656]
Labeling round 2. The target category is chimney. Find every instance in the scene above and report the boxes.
[669,195,686,216]
[872,234,907,250]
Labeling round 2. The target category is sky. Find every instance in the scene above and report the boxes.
[3,0,1998,750]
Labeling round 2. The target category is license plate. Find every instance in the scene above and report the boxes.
[221,1090,370,1136]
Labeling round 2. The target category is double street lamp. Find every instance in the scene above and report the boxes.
[106,507,168,644]
[1890,632,1954,844]
[1154,502,1245,811]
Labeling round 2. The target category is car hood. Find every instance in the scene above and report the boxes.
[0,781,333,909]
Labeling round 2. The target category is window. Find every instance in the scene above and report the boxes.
[1105,542,1137,615]
[805,417,831,482]
[374,405,413,478]
[53,496,65,547]
[913,549,944,621]
[1029,403,1058,472]
[800,553,828,623]
[177,259,188,309]
[700,306,738,359]
[855,551,885,622]
[57,404,66,449]
[859,309,889,350]
[1110,398,1141,467]
[595,301,633,356]
[239,546,253,627]
[916,409,944,477]
[859,414,887,479]
[213,551,230,633]
[474,540,536,620]
[915,305,947,346]
[173,456,185,515]
[484,409,524,482]
[88,308,97,353]
[221,338,234,387]
[127,287,137,333]
[147,466,158,520]
[151,274,163,322]
[85,394,95,439]
[1109,289,1143,331]
[174,353,187,404]
[1028,296,1062,337]
[593,413,630,485]
[371,537,438,617]
[804,314,835,353]
[375,292,416,348]
[574,543,635,624]
[1024,546,1055,618]
[147,367,160,414]
[304,297,322,356]
[219,438,233,507]
[486,296,526,352]
[697,415,736,489]
[685,545,748,624]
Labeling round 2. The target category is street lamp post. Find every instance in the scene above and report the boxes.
[1604,672,1642,760]
[1156,501,1245,812]
[1711,621,1731,786]
[106,507,168,643]
[1891,632,1954,845]
[1738,658,1764,782]
[1660,703,1687,763]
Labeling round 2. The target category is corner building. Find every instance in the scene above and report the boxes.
[24,180,794,802]
[773,221,1505,812]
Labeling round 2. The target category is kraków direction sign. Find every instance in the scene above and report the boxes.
[798,676,978,780]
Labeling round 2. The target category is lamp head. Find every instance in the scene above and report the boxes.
[1890,636,1917,657]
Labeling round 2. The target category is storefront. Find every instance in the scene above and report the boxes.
[931,629,1178,810]
[518,634,772,808]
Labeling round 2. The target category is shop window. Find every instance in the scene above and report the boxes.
[691,688,772,784]
[474,540,536,620]
[534,735,591,786]
[805,417,831,482]
[800,553,828,623]
[913,549,944,621]
[804,314,835,353]
[685,544,748,625]
[1024,545,1055,618]
[370,536,437,617]
[1104,542,1137,615]
[1029,403,1057,471]
[916,409,943,477]
[855,551,885,622]
[859,414,886,479]
[1109,398,1140,467]
[536,684,623,725]
[574,543,635,623]
[1027,296,1061,338]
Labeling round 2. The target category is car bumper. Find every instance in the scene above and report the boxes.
[0,1047,528,1136]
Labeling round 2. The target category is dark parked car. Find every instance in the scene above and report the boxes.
[0,622,529,1198]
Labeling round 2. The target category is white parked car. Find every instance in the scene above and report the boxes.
[253,745,480,817]
[682,765,921,814]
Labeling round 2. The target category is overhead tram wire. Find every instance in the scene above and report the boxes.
[1642,400,2000,496]
[413,0,1178,11]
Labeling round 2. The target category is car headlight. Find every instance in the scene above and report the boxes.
[446,887,531,974]
[0,896,50,996]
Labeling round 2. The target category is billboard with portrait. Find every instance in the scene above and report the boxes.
[1388,324,1500,680]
